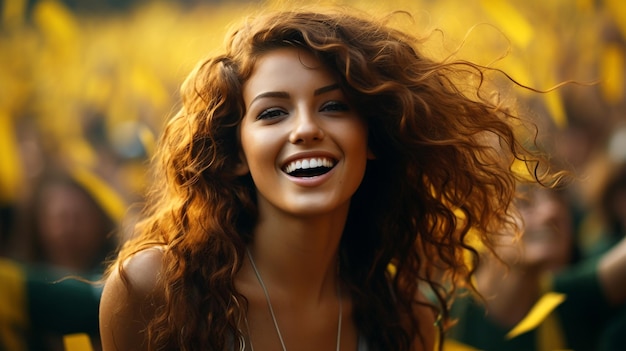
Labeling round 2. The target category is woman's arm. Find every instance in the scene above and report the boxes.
[99,248,164,351]
[598,235,626,306]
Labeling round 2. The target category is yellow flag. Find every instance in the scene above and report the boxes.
[70,166,127,223]
[443,339,482,351]
[63,333,94,351]
[506,292,566,339]
[537,308,569,351]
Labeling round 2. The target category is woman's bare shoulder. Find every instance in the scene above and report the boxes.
[114,247,165,294]
[99,247,166,351]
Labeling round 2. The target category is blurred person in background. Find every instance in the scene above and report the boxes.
[446,184,626,351]
[593,147,626,350]
[0,259,105,351]
[12,168,118,276]
[591,140,626,257]
[0,166,122,351]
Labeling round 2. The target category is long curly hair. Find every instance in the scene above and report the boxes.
[109,6,558,351]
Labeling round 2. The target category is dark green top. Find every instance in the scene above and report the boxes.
[447,258,616,351]
[0,259,102,351]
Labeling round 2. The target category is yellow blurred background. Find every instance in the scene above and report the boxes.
[1,2,625,350]
[1,0,625,225]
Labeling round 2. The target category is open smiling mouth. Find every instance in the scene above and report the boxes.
[283,157,336,177]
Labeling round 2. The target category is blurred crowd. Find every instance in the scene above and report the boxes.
[1,0,625,350]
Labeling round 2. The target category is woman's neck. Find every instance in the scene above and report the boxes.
[244,204,348,302]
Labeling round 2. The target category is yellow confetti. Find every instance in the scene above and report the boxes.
[600,43,625,104]
[62,333,94,351]
[506,292,566,339]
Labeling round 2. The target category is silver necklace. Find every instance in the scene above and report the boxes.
[246,248,342,351]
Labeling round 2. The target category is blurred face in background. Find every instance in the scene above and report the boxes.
[498,186,574,272]
[36,182,110,273]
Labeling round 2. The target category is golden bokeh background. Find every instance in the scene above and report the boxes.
[1,0,625,221]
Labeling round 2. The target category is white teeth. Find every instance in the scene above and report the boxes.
[284,157,335,174]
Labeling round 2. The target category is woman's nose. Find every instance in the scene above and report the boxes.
[288,108,325,144]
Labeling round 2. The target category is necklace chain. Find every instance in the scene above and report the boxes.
[246,248,342,351]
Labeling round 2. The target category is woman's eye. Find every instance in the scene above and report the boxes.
[321,101,350,112]
[257,108,286,120]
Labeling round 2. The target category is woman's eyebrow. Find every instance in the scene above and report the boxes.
[250,83,340,105]
[250,91,290,105]
[314,83,340,96]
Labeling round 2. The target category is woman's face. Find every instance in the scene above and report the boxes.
[37,183,108,272]
[239,47,371,218]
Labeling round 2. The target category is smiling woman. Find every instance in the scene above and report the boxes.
[238,48,371,217]
[98,5,561,351]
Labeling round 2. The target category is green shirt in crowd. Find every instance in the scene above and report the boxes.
[0,258,102,351]
[447,258,616,351]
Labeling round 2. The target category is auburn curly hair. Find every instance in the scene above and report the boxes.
[108,5,558,351]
